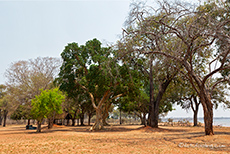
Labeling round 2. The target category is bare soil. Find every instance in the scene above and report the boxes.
[0,124,229,154]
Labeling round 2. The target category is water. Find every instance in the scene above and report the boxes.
[161,117,230,127]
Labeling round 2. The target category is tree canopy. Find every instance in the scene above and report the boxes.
[31,88,65,132]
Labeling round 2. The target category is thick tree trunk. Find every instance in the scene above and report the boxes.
[91,108,103,131]
[203,105,214,135]
[149,100,159,128]
[77,118,79,126]
[102,106,110,126]
[102,113,109,126]
[149,76,172,128]
[3,110,8,127]
[48,119,53,129]
[37,121,42,133]
[200,91,214,135]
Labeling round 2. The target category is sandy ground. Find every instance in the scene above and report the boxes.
[0,124,229,154]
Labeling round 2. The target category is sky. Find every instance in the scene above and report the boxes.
[0,0,229,118]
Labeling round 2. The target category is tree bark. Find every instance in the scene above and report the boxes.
[149,76,172,128]
[37,120,42,133]
[200,91,214,135]
[102,112,109,126]
[193,110,198,126]
[48,119,53,129]
[91,108,103,131]
[3,110,8,127]
[102,102,112,126]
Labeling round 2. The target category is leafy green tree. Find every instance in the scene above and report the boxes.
[58,39,138,130]
[31,88,65,132]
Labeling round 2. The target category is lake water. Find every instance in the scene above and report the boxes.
[162,117,230,127]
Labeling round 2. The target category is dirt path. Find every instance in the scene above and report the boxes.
[0,125,229,154]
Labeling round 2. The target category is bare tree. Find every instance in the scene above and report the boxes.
[5,57,61,126]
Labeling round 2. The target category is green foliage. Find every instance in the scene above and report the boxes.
[31,88,65,122]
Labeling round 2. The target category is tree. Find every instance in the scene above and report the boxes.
[31,88,65,132]
[123,0,230,135]
[58,39,137,130]
[0,84,13,127]
[5,57,61,125]
[0,84,6,125]
[117,3,178,128]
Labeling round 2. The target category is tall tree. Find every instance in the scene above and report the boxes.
[123,0,230,135]
[117,5,178,128]
[58,39,138,130]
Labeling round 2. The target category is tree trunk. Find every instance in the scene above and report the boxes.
[88,113,92,126]
[192,96,200,127]
[140,113,146,126]
[203,104,214,135]
[71,119,75,126]
[91,108,103,131]
[102,108,110,126]
[119,107,122,125]
[193,110,198,126]
[48,119,53,129]
[149,77,172,128]
[67,119,70,126]
[0,109,2,125]
[3,110,8,127]
[200,91,214,135]
[77,118,79,126]
[80,112,84,126]
[27,119,31,126]
[37,121,42,133]
[148,60,154,127]
[72,110,77,126]
[48,112,56,129]
[102,114,109,126]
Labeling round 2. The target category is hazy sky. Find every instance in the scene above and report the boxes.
[0,0,229,118]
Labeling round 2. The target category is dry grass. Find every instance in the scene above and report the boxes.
[0,124,229,154]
